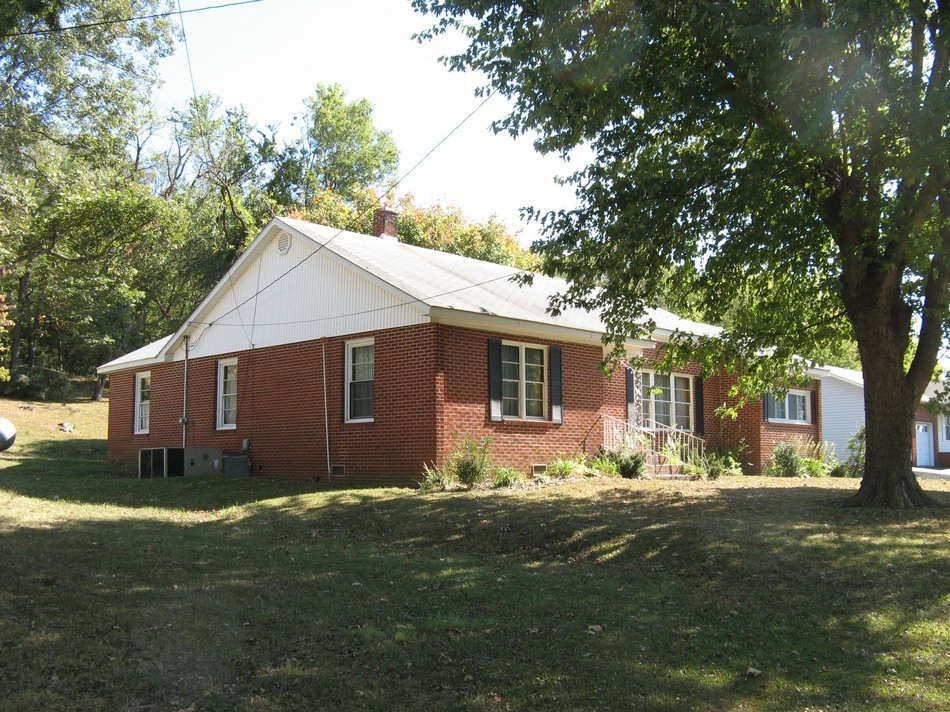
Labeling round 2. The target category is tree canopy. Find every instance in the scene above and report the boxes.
[268,83,400,206]
[415,0,949,507]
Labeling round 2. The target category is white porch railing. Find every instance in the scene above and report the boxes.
[602,414,705,470]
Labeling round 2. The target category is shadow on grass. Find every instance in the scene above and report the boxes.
[0,476,947,710]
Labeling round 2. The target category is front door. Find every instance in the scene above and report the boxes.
[915,422,935,467]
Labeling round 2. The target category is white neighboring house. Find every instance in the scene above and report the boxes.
[819,365,946,467]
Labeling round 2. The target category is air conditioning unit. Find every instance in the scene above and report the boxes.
[222,455,251,476]
[139,447,223,478]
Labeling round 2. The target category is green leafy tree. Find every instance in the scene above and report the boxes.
[415,0,948,507]
[0,0,68,34]
[269,84,399,206]
[0,1,174,377]
[292,188,533,268]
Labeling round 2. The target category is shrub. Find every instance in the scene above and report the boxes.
[842,426,866,478]
[605,449,646,479]
[703,451,743,480]
[546,456,582,479]
[801,457,830,478]
[492,466,525,488]
[419,463,453,492]
[765,443,808,478]
[0,368,72,401]
[588,454,621,477]
[451,435,494,488]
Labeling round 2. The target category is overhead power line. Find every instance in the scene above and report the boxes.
[0,0,263,38]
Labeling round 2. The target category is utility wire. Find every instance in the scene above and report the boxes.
[0,0,263,38]
[174,0,254,347]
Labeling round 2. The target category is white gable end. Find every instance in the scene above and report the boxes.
[175,226,427,362]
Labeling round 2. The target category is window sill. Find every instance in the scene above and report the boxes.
[345,418,374,424]
[133,431,149,435]
[766,419,811,426]
[501,417,553,423]
[217,424,237,431]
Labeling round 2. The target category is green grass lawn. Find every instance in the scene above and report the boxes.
[1,393,948,711]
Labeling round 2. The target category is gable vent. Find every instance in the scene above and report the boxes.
[276,232,291,255]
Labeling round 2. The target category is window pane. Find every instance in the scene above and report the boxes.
[501,345,519,362]
[774,397,787,419]
[791,394,807,421]
[503,397,519,416]
[675,402,691,430]
[502,362,519,381]
[502,381,519,399]
[673,376,690,403]
[524,364,544,383]
[524,348,544,366]
[350,381,373,419]
[655,401,672,426]
[222,394,237,425]
[525,381,543,402]
[525,398,543,418]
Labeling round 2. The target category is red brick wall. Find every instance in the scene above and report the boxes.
[106,324,825,481]
[107,324,442,485]
[438,326,624,472]
[698,374,822,473]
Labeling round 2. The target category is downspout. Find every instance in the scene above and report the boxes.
[322,338,331,476]
[181,335,189,448]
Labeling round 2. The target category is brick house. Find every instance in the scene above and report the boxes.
[98,213,821,483]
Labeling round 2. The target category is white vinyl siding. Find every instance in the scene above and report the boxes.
[134,372,151,434]
[217,359,238,430]
[767,389,811,424]
[346,339,374,422]
[501,342,547,419]
[819,377,865,458]
[642,372,693,430]
[177,226,427,362]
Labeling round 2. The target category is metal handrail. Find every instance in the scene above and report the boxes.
[602,414,705,468]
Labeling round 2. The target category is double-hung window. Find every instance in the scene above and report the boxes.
[642,372,693,430]
[346,339,374,422]
[501,342,547,419]
[943,415,950,443]
[217,358,238,430]
[766,390,810,424]
[134,372,151,434]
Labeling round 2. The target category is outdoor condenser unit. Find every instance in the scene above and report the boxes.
[138,447,223,478]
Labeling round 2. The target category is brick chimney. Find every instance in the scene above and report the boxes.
[372,208,398,240]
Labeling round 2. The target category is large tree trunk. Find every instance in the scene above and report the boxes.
[844,348,931,507]
[8,271,30,374]
[840,250,936,508]
[92,373,107,401]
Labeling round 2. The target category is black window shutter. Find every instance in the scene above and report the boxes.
[811,389,818,425]
[763,393,772,422]
[550,345,563,424]
[488,339,503,422]
[695,376,704,435]
[625,368,635,423]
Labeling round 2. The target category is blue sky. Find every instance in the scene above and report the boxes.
[155,0,578,245]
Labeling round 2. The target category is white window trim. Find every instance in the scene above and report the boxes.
[642,370,693,431]
[767,389,811,425]
[501,340,549,421]
[134,371,151,435]
[345,338,375,423]
[216,358,238,430]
